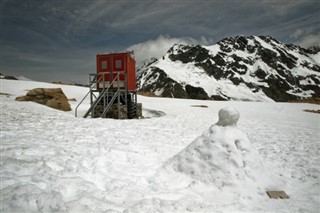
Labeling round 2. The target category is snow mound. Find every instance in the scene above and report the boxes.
[153,107,283,199]
[216,106,240,126]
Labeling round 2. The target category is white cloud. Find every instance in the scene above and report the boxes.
[292,29,303,39]
[16,76,33,81]
[126,35,210,65]
[296,34,320,48]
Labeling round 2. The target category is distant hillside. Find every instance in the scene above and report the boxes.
[0,73,18,80]
[137,35,320,102]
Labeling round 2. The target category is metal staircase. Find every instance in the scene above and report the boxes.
[75,72,133,119]
[100,90,120,118]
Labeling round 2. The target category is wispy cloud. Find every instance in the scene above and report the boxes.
[296,33,320,48]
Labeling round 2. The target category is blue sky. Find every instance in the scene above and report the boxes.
[1,0,319,83]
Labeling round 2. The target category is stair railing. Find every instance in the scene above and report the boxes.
[100,90,121,118]
[75,74,104,117]
[83,72,127,118]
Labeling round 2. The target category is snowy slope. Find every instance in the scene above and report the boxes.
[138,36,320,102]
[152,56,273,102]
[1,79,320,212]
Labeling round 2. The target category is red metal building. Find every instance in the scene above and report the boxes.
[96,52,136,91]
[76,51,140,119]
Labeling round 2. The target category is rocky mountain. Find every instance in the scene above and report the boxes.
[0,73,18,80]
[137,36,320,102]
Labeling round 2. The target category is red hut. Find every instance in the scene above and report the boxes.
[96,52,136,91]
[76,51,140,119]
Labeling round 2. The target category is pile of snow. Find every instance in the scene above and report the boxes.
[151,107,283,208]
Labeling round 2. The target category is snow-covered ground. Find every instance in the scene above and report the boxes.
[1,79,319,212]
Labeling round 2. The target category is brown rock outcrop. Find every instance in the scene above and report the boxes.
[15,88,71,111]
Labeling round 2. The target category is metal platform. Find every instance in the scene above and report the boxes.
[75,72,137,119]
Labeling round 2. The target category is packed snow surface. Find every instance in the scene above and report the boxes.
[1,79,320,212]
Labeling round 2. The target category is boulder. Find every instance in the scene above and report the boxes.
[15,88,71,111]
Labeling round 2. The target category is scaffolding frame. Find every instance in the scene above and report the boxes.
[75,72,137,119]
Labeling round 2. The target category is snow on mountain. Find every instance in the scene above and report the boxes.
[138,35,320,102]
[1,79,320,212]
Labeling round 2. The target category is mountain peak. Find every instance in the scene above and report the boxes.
[138,35,320,102]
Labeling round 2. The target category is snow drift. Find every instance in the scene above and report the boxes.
[152,107,283,205]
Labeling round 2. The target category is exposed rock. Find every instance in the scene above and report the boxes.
[15,88,71,111]
[303,109,320,114]
[185,84,209,100]
[0,92,11,96]
[138,67,188,99]
[93,103,142,119]
[135,103,143,118]
[106,104,128,119]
